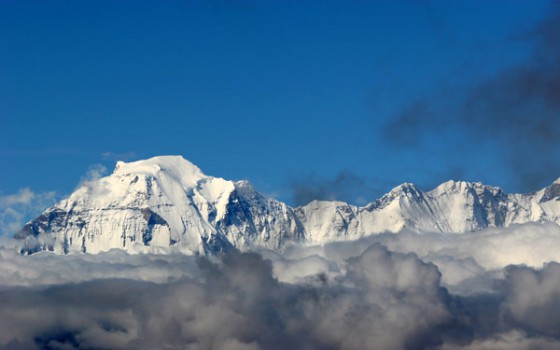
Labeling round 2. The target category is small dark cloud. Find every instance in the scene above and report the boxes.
[384,101,436,146]
[291,171,378,206]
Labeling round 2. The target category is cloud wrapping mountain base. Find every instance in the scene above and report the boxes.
[0,246,449,350]
[2,222,560,349]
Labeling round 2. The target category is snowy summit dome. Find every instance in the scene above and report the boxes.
[113,155,206,187]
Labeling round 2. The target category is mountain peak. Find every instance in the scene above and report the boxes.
[15,154,560,255]
[389,182,418,193]
[430,179,484,193]
[113,155,206,185]
[540,179,560,202]
[433,179,468,191]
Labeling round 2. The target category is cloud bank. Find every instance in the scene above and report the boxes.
[2,222,560,349]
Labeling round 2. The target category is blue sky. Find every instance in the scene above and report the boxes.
[1,0,558,210]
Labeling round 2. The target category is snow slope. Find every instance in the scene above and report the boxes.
[15,156,560,255]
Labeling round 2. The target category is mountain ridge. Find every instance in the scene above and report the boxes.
[15,155,560,255]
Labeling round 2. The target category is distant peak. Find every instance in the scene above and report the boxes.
[540,178,560,202]
[428,180,467,196]
[391,182,417,191]
[380,183,422,200]
[303,199,349,208]
[440,179,464,187]
[388,182,420,196]
[431,179,472,191]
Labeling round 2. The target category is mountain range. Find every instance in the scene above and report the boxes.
[15,156,560,255]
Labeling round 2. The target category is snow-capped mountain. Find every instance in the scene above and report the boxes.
[15,156,560,255]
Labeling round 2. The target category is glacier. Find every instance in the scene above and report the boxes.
[15,155,560,255]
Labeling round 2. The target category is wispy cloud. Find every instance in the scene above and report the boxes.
[0,149,82,157]
[0,188,57,236]
[75,164,110,198]
[291,171,382,206]
[102,151,137,162]
[81,164,108,183]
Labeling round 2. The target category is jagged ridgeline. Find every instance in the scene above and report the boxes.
[16,156,560,255]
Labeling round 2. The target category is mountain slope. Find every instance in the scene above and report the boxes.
[16,156,303,255]
[15,156,560,255]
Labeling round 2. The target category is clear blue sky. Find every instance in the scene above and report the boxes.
[1,0,558,206]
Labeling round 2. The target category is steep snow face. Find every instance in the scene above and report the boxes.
[216,180,304,250]
[15,156,560,255]
[16,156,302,255]
[296,180,560,242]
[294,200,361,244]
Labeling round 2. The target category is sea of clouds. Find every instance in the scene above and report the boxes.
[2,222,560,349]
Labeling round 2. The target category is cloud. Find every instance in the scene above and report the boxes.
[0,245,455,349]
[440,262,560,349]
[0,188,35,206]
[442,331,560,350]
[76,164,110,196]
[501,263,560,337]
[0,188,57,236]
[0,149,81,157]
[291,171,378,206]
[102,151,137,162]
[383,4,560,191]
[81,164,108,183]
[2,222,560,348]
[280,222,560,295]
